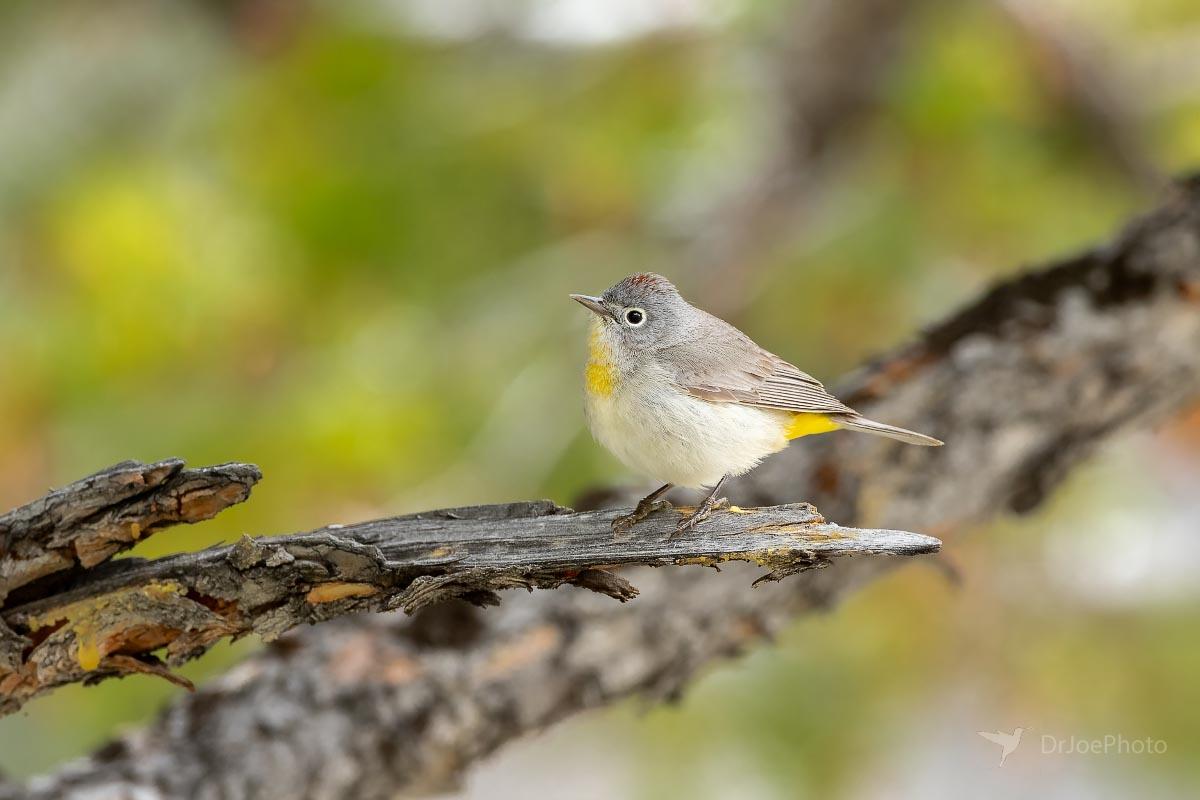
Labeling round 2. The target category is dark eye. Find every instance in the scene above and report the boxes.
[624,308,646,326]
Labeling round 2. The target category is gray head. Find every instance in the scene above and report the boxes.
[570,273,695,353]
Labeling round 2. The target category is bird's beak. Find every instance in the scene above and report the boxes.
[569,294,614,320]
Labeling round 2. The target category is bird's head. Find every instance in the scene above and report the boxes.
[569,273,692,358]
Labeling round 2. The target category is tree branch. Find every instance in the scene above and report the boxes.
[0,459,261,606]
[0,476,935,716]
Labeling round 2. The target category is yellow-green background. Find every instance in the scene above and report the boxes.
[2,1,1199,796]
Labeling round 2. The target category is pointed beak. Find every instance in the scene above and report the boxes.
[569,294,614,320]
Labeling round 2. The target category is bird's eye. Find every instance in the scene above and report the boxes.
[624,308,646,326]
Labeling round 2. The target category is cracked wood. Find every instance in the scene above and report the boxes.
[0,486,936,715]
[0,459,261,606]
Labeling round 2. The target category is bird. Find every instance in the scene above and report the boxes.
[570,273,942,536]
[977,727,1024,766]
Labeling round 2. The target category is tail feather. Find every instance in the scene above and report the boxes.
[834,415,943,446]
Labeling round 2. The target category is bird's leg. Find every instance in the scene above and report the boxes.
[672,475,729,538]
[612,483,673,538]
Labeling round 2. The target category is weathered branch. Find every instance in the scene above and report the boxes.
[0,479,935,716]
[0,459,259,683]
[0,462,259,705]
[0,458,261,605]
[10,173,1197,800]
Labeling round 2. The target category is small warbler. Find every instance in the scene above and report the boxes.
[571,273,942,536]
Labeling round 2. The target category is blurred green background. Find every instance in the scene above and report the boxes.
[2,0,1199,796]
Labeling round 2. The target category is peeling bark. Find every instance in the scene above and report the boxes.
[0,459,261,605]
[0,489,934,716]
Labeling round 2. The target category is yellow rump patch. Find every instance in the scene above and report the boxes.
[785,412,840,440]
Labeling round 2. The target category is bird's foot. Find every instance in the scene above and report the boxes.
[671,495,729,539]
[612,498,674,539]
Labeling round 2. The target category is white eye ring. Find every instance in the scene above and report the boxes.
[624,307,647,326]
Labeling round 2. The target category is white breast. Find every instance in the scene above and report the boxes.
[585,362,790,489]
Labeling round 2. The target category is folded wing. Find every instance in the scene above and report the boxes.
[663,328,855,416]
[661,318,942,446]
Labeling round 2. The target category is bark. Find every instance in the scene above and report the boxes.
[9,176,1199,800]
[0,459,260,683]
[0,484,934,716]
[0,460,259,710]
[0,459,260,606]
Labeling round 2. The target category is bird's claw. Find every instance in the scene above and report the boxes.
[671,496,729,538]
[612,499,673,539]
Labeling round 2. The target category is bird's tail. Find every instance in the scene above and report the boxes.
[834,415,943,447]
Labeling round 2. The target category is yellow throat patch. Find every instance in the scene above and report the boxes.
[785,412,840,440]
[585,325,618,398]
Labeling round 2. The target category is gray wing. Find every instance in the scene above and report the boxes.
[660,319,855,416]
